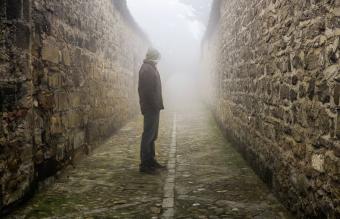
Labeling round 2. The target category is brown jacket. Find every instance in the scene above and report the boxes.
[138,60,164,114]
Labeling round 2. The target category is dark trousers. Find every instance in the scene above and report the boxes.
[140,111,160,166]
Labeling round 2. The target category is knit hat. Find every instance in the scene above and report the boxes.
[145,48,161,62]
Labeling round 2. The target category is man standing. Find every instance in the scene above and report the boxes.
[138,48,165,174]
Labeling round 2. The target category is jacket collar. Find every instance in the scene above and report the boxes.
[144,60,157,66]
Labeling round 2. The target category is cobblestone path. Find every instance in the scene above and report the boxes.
[174,107,292,219]
[7,106,292,219]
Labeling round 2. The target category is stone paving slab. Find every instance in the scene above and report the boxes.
[6,106,293,219]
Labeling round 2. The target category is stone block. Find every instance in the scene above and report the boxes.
[56,92,69,111]
[162,198,174,208]
[305,52,320,70]
[34,129,42,145]
[7,157,20,173]
[293,143,306,159]
[162,208,174,217]
[15,22,30,50]
[69,93,81,108]
[164,186,174,198]
[334,143,340,157]
[290,89,298,102]
[291,54,303,69]
[336,0,340,6]
[73,130,85,150]
[0,83,18,109]
[20,144,33,163]
[56,144,65,161]
[316,81,330,104]
[86,121,100,143]
[48,73,60,89]
[280,84,290,100]
[34,149,44,164]
[37,92,55,110]
[50,114,62,134]
[67,111,83,129]
[307,79,315,100]
[6,0,22,20]
[334,83,340,105]
[311,154,325,172]
[62,48,71,66]
[334,6,340,16]
[324,151,340,176]
[292,75,299,86]
[42,43,60,64]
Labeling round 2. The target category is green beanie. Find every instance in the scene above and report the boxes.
[145,48,161,62]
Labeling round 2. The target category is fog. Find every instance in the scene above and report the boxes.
[127,0,213,110]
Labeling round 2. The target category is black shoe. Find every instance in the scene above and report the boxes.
[139,165,157,174]
[151,160,167,169]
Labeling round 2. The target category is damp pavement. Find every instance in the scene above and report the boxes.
[7,105,293,219]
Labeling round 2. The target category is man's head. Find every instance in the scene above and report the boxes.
[145,48,161,63]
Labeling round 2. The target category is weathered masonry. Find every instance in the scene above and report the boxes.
[0,0,148,213]
[202,0,340,218]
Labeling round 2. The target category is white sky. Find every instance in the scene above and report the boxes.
[127,0,212,76]
[128,0,207,42]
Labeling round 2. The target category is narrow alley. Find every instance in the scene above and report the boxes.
[1,0,339,218]
[7,103,291,219]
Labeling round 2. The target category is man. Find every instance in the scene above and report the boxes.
[138,48,166,174]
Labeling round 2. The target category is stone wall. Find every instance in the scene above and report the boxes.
[202,0,340,218]
[0,0,148,214]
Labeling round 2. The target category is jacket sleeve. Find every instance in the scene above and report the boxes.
[139,67,157,109]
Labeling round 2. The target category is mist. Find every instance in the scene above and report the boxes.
[127,0,213,110]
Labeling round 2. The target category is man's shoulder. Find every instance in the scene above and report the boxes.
[140,62,156,73]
